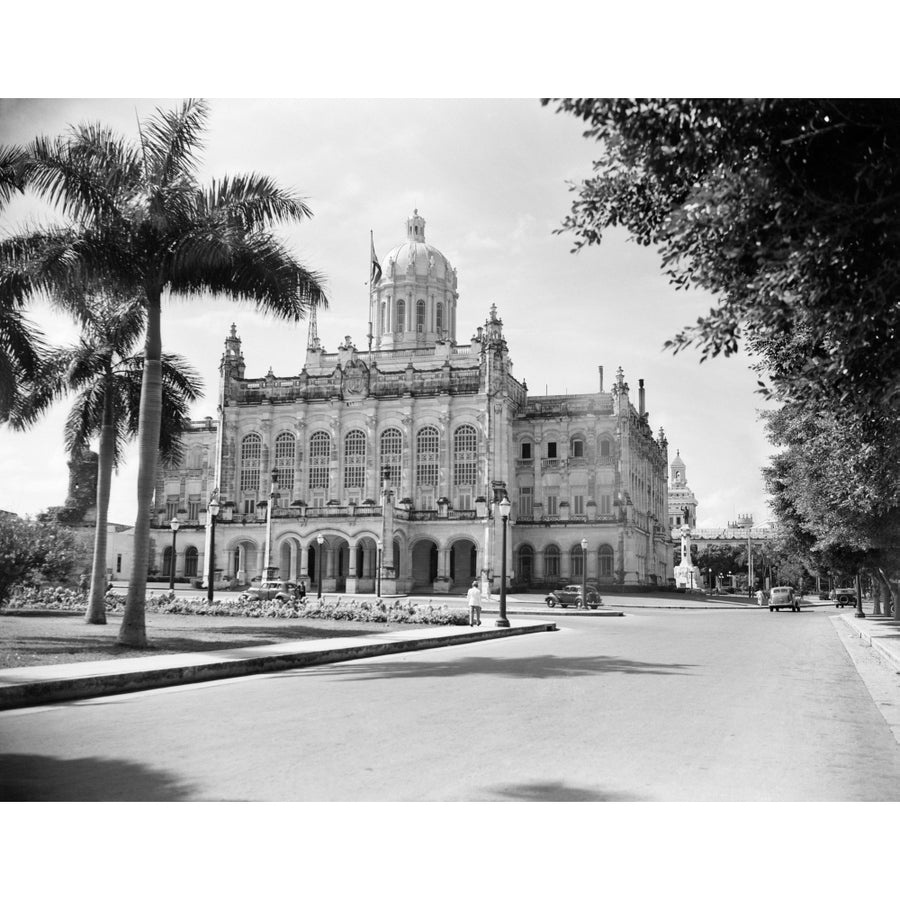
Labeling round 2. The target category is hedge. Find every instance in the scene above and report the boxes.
[2,585,470,626]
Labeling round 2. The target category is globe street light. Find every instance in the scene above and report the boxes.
[206,495,220,603]
[168,517,181,591]
[317,533,324,600]
[580,538,588,609]
[496,496,511,628]
[376,539,383,599]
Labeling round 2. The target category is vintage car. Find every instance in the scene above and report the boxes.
[545,584,602,609]
[768,586,800,612]
[832,587,858,608]
[238,580,301,602]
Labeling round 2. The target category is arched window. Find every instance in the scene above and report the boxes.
[416,299,425,332]
[309,431,331,491]
[517,546,535,585]
[598,545,615,578]
[436,302,444,335]
[571,545,585,577]
[544,545,560,579]
[570,437,584,458]
[344,429,366,489]
[162,545,174,577]
[416,426,439,486]
[184,546,199,577]
[381,301,388,333]
[380,427,403,488]
[239,433,262,491]
[599,438,612,458]
[453,425,478,486]
[396,299,406,333]
[274,432,295,492]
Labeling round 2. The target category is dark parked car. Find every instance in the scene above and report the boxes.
[238,580,300,602]
[545,584,602,609]
[831,587,857,608]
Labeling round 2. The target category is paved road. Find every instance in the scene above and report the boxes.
[2,604,899,800]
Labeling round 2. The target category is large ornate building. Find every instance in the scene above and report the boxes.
[147,212,673,593]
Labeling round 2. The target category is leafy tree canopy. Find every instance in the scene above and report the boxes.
[543,99,900,416]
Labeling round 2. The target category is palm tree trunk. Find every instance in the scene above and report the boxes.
[85,379,115,624]
[119,289,163,647]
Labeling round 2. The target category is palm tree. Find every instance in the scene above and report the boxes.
[0,99,326,646]
[14,295,202,624]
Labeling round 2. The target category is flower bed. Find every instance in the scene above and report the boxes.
[3,585,469,626]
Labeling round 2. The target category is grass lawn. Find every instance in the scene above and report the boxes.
[0,610,422,670]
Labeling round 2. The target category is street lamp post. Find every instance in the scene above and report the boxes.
[168,517,181,591]
[206,495,220,603]
[580,538,588,609]
[496,497,511,628]
[376,539,383,599]
[317,534,324,600]
[264,468,278,580]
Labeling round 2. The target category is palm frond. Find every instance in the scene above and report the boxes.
[0,300,47,422]
[199,173,315,231]
[140,99,209,190]
[0,144,29,208]
[27,130,139,227]
[168,226,327,317]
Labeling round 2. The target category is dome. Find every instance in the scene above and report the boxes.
[380,210,455,284]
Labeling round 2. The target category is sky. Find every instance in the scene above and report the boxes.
[0,97,778,530]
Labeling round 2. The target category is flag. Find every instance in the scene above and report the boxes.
[370,231,382,287]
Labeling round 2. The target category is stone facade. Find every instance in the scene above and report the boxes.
[144,212,673,592]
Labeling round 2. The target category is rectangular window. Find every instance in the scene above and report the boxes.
[116,554,122,574]
[600,494,611,515]
[518,487,533,518]
[547,495,558,516]
[243,499,256,516]
[573,495,584,516]
[547,442,557,459]
[571,440,584,458]
[165,499,179,521]
[521,442,532,460]
[188,497,200,521]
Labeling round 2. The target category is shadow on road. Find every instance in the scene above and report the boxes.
[0,753,196,801]
[488,779,643,801]
[279,653,697,682]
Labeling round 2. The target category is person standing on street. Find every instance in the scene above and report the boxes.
[467,580,482,627]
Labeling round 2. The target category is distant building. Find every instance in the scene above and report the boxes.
[127,212,673,592]
[668,450,698,531]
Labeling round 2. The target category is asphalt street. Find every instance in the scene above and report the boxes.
[2,602,899,801]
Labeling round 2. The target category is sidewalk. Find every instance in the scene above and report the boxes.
[839,612,900,670]
[0,618,556,712]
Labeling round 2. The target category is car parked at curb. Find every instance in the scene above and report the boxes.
[238,580,300,602]
[831,587,857,608]
[768,586,800,612]
[545,584,602,609]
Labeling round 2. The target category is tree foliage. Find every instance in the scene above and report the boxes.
[0,515,79,604]
[543,99,900,416]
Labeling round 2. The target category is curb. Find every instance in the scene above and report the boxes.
[0,621,556,712]
[840,614,900,671]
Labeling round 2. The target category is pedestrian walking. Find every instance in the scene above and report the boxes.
[755,588,765,606]
[467,580,482,626]
[78,573,88,600]
[297,581,307,601]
